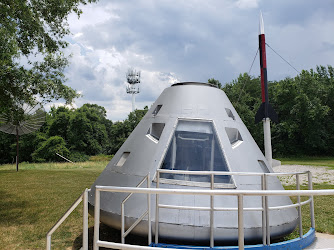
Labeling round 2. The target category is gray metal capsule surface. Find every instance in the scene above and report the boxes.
[89,82,298,243]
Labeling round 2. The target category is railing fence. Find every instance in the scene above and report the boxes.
[47,170,333,250]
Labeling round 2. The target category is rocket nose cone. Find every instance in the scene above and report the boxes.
[259,11,265,35]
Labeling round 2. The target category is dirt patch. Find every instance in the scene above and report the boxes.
[273,165,334,186]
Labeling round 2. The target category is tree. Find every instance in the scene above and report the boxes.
[68,104,109,155]
[218,65,334,157]
[221,73,264,150]
[208,78,222,88]
[271,66,333,155]
[32,136,70,162]
[0,0,98,118]
[108,108,148,155]
[48,106,73,141]
[0,132,15,164]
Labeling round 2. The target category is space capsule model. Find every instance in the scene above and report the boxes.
[88,82,298,244]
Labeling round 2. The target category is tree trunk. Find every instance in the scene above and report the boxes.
[16,127,19,172]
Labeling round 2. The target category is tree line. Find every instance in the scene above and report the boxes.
[0,104,147,164]
[0,65,333,164]
[213,65,334,157]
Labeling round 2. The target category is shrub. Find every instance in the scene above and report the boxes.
[69,151,89,162]
[32,136,70,162]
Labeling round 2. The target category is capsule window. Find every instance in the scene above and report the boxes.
[258,160,270,173]
[115,152,130,167]
[225,108,235,120]
[225,127,243,148]
[160,120,233,185]
[147,123,165,142]
[152,105,162,116]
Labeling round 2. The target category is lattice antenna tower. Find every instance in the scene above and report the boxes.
[126,68,140,111]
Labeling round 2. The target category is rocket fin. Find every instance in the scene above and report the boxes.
[255,102,279,123]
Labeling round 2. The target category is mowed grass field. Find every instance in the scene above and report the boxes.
[0,158,333,249]
[280,156,334,169]
[0,161,107,249]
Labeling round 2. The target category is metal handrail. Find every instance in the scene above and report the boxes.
[121,174,151,244]
[46,188,90,250]
[156,169,310,176]
[155,169,311,247]
[94,186,334,250]
[94,185,334,250]
[92,170,330,250]
[46,170,320,249]
[96,185,334,196]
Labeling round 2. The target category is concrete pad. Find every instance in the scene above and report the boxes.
[272,159,281,167]
[305,232,334,249]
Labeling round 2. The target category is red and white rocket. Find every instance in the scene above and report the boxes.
[255,12,278,168]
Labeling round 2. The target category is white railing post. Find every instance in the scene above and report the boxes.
[238,194,244,250]
[155,172,160,244]
[261,174,266,245]
[147,173,152,245]
[83,188,89,250]
[264,174,270,245]
[93,188,100,250]
[121,174,151,245]
[210,173,214,248]
[121,202,125,244]
[308,171,315,228]
[296,173,303,238]
[46,235,51,250]
[46,190,84,250]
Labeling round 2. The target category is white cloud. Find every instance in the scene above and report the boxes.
[58,0,334,121]
[235,0,260,9]
[45,102,77,112]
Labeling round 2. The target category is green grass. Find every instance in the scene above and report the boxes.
[281,183,334,242]
[0,161,107,249]
[279,156,334,169]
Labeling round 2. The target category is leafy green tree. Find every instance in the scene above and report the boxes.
[108,108,148,155]
[208,78,222,88]
[0,132,15,164]
[48,106,73,141]
[0,0,97,118]
[271,66,333,155]
[222,73,264,149]
[18,131,48,162]
[32,136,69,162]
[68,104,109,155]
[219,65,334,157]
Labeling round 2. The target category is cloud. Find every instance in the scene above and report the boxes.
[235,0,260,9]
[58,0,334,121]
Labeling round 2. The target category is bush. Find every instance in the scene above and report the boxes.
[32,136,70,162]
[69,151,89,162]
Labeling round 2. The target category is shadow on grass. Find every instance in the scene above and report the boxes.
[72,224,264,249]
[0,191,38,226]
[72,223,148,250]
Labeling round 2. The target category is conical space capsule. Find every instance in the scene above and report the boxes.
[88,82,297,244]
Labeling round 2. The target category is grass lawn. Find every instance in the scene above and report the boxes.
[0,161,107,249]
[0,158,334,249]
[282,183,334,241]
[279,156,334,169]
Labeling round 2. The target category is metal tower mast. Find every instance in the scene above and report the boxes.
[126,68,140,111]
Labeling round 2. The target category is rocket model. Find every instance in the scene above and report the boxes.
[255,13,278,124]
[255,12,278,168]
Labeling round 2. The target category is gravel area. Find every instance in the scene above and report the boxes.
[273,165,334,186]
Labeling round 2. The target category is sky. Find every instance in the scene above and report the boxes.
[53,0,334,121]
